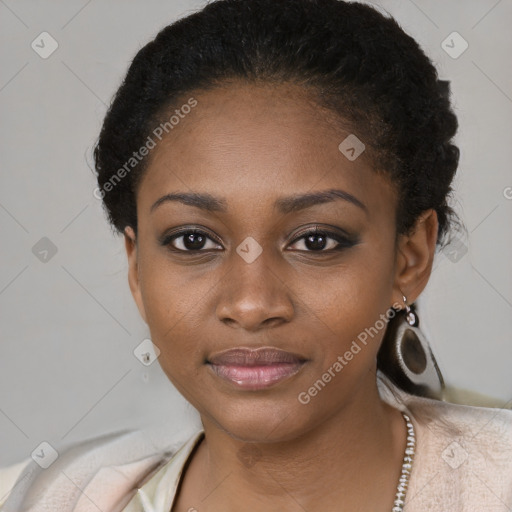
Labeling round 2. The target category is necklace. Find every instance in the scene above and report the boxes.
[392,412,416,512]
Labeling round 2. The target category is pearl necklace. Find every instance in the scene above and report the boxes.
[392,412,416,512]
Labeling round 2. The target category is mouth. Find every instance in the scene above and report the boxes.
[206,346,308,390]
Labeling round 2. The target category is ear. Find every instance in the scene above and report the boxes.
[124,226,148,324]
[391,208,438,306]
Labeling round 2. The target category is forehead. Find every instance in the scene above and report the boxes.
[136,81,396,219]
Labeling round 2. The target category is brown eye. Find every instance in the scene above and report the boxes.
[288,227,358,253]
[163,229,222,252]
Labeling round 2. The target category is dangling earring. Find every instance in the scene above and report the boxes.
[377,293,446,400]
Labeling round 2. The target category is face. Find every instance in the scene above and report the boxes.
[124,81,425,443]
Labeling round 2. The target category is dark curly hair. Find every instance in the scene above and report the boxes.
[93,0,462,251]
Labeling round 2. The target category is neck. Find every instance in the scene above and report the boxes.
[192,373,407,511]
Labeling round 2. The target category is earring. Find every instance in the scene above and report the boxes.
[377,293,446,400]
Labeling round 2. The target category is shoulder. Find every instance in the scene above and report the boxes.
[378,370,512,452]
[398,387,512,470]
[0,426,200,512]
[406,396,512,509]
[407,393,512,448]
[0,459,31,508]
[378,374,512,509]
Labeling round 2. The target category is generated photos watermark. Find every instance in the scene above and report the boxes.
[93,97,198,200]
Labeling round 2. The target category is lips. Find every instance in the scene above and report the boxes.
[207,347,308,390]
[208,347,307,366]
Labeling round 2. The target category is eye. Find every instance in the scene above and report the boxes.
[162,229,222,252]
[161,225,357,254]
[288,226,357,252]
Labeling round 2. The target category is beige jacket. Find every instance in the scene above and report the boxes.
[2,372,511,511]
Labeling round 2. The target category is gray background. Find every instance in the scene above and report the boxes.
[1,0,511,467]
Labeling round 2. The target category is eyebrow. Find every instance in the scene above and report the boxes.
[150,188,368,215]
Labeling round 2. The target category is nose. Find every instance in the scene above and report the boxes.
[215,246,294,331]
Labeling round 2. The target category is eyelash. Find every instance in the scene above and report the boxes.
[161,226,357,254]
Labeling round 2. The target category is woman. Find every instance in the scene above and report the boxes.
[2,0,511,510]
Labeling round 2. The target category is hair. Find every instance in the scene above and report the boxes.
[93,0,465,396]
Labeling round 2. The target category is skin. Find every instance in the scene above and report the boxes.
[123,81,438,511]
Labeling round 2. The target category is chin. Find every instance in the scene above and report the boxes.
[204,401,315,444]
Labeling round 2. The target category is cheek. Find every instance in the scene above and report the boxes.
[138,256,210,372]
[289,255,396,410]
[303,248,394,342]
